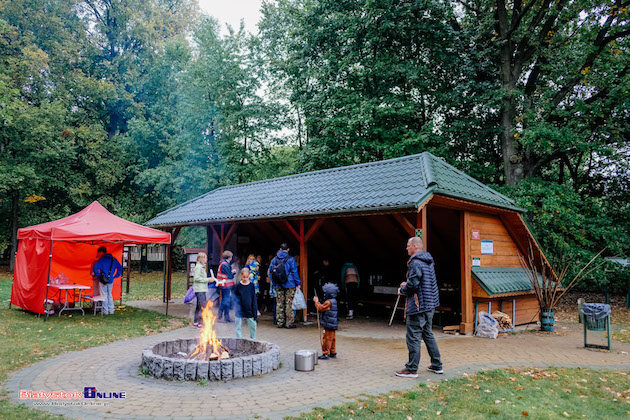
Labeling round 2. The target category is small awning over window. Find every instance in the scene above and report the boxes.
[472,267,539,297]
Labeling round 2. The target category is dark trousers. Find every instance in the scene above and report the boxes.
[346,282,358,312]
[194,292,207,324]
[218,286,233,321]
[405,310,442,371]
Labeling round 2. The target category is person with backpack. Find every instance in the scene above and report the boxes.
[92,246,123,315]
[217,250,236,322]
[268,243,301,328]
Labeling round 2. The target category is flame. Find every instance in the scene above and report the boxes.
[189,300,228,360]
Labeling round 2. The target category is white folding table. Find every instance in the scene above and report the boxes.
[47,284,90,316]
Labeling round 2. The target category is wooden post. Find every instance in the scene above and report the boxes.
[166,227,181,303]
[299,219,308,322]
[421,206,427,249]
[206,226,213,272]
[220,224,225,254]
[460,211,473,334]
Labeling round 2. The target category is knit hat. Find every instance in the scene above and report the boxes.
[322,282,339,298]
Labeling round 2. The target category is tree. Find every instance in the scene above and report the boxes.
[184,17,284,185]
[452,0,629,185]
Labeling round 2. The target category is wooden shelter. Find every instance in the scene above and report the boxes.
[146,153,549,334]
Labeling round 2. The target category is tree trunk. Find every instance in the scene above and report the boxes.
[9,191,19,272]
[496,0,524,185]
[499,94,524,185]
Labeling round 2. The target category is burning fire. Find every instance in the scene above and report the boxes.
[189,300,229,361]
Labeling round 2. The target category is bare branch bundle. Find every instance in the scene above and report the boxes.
[519,240,605,312]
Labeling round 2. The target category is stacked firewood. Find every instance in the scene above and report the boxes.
[491,311,513,330]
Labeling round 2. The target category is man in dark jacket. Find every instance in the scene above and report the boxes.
[267,243,301,328]
[395,237,443,378]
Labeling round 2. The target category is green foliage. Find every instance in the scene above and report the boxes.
[0,0,627,300]
[499,178,630,293]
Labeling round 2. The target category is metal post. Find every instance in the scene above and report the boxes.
[606,316,611,350]
[44,238,53,321]
[162,244,167,304]
[474,300,478,333]
[512,298,516,327]
[165,244,170,316]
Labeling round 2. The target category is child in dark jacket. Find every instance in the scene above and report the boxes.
[313,283,339,360]
[234,267,258,339]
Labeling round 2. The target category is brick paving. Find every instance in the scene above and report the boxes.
[6,301,630,419]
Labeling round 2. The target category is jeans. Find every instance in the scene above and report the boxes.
[218,286,233,321]
[194,292,207,324]
[405,310,442,371]
[99,282,115,315]
[235,317,257,339]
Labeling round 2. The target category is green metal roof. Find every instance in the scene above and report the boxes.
[472,267,539,296]
[146,152,521,227]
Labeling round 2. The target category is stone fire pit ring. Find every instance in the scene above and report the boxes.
[141,338,280,381]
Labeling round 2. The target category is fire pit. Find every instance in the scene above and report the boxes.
[142,337,279,381]
[141,300,280,381]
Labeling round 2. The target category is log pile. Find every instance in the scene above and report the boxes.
[491,311,513,330]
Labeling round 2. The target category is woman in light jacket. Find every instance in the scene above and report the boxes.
[193,252,215,328]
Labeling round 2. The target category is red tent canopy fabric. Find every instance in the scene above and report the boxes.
[18,201,172,243]
[12,201,171,314]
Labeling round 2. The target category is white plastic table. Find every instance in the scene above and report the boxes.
[47,284,90,317]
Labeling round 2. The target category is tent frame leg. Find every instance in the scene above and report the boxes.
[44,239,53,322]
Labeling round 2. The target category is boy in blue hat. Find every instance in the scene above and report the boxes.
[313,283,339,360]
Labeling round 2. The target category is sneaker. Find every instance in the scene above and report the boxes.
[329,353,337,358]
[395,369,418,378]
[195,324,203,329]
[285,324,297,329]
[318,354,330,360]
[427,365,444,374]
[277,324,285,329]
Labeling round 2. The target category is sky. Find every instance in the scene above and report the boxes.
[197,0,264,33]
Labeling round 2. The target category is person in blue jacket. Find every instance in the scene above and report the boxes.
[93,246,123,315]
[217,250,236,322]
[395,236,443,378]
[267,243,301,328]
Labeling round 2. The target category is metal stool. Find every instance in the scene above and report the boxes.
[86,295,106,315]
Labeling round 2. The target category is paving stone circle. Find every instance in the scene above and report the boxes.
[141,337,280,381]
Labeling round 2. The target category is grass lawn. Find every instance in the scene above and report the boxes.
[0,269,188,419]
[294,367,630,419]
[124,270,188,301]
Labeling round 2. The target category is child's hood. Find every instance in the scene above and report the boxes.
[322,282,339,298]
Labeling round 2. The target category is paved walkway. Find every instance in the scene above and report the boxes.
[6,302,630,419]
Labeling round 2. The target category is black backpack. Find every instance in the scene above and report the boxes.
[270,256,289,285]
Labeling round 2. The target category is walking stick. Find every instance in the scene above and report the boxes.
[389,294,401,326]
[315,291,323,347]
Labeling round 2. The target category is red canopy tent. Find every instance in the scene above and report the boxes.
[11,201,171,315]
